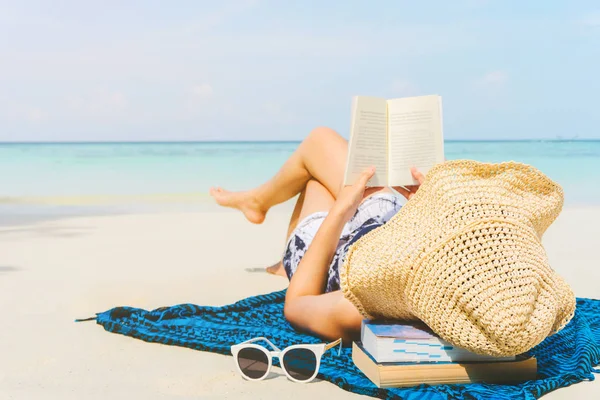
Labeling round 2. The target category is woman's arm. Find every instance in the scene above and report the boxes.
[284,167,375,341]
[284,291,364,342]
[283,167,426,341]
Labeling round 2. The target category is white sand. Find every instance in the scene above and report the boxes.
[0,204,598,399]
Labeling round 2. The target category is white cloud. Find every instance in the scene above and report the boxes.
[470,70,511,108]
[110,92,128,109]
[476,70,509,87]
[178,0,261,34]
[0,3,61,29]
[238,101,296,125]
[66,89,128,118]
[579,12,600,28]
[390,79,419,96]
[464,0,491,7]
[0,102,48,122]
[28,108,46,122]
[182,83,219,119]
[262,102,282,114]
[190,84,214,99]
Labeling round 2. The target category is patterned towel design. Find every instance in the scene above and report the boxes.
[81,290,600,400]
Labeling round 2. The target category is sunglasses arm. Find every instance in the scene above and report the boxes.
[324,338,343,356]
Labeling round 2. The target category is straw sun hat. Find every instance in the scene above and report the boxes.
[341,160,575,356]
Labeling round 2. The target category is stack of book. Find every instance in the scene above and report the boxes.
[353,320,537,388]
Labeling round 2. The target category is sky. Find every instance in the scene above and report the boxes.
[0,0,599,141]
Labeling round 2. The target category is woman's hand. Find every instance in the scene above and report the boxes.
[331,167,376,222]
[392,167,425,200]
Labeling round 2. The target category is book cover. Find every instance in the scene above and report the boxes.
[364,320,437,340]
[361,320,516,363]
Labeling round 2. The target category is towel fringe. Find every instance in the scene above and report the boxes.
[75,316,97,322]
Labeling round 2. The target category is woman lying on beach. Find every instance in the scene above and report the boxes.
[210,127,424,343]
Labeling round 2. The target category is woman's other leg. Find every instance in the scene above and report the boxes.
[210,127,348,224]
[267,179,335,276]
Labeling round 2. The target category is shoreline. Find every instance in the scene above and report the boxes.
[2,196,599,225]
[0,196,297,226]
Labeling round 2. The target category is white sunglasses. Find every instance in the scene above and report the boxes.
[231,337,342,383]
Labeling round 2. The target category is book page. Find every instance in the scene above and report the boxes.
[387,95,444,187]
[344,96,388,186]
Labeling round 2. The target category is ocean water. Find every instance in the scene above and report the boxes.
[1,141,599,208]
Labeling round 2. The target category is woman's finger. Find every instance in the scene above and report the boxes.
[355,166,376,188]
[411,167,426,184]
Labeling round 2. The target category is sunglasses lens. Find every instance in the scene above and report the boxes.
[237,347,269,379]
[282,348,318,381]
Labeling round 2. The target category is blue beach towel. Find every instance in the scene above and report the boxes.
[80,290,600,400]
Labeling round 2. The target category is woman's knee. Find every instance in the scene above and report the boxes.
[297,179,335,221]
[308,126,345,144]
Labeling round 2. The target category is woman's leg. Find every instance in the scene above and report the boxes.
[267,179,335,276]
[210,127,348,224]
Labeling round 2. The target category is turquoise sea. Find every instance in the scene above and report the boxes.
[1,141,599,216]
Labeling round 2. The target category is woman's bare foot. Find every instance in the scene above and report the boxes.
[266,261,287,277]
[209,187,267,224]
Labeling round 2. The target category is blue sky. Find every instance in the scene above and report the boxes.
[0,0,599,141]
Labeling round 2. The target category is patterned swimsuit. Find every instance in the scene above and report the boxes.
[282,193,403,292]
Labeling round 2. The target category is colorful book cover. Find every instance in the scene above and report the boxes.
[364,320,439,340]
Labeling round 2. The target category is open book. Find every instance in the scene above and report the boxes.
[343,95,444,187]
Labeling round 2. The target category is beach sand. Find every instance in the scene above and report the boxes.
[0,203,598,399]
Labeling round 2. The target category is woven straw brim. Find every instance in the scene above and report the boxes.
[341,160,576,356]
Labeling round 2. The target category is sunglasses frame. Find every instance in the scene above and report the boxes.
[231,337,342,383]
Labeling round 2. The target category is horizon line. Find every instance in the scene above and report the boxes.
[1,138,599,144]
